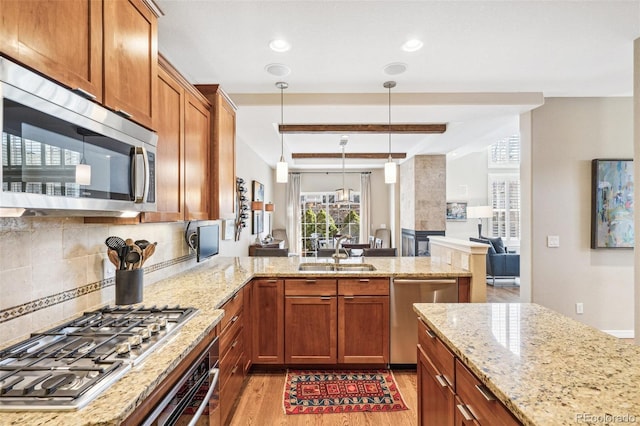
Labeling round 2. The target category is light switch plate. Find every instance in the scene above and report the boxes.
[103,258,116,280]
[547,235,560,248]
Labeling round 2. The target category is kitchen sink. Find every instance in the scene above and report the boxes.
[297,263,376,272]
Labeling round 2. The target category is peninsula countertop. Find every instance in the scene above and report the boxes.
[1,256,469,425]
[413,303,640,426]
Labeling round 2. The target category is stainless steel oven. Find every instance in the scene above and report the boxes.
[0,56,157,217]
[144,337,220,426]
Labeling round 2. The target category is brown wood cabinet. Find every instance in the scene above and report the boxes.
[251,278,284,364]
[417,319,521,426]
[1,0,159,130]
[141,57,185,222]
[103,0,157,129]
[196,85,237,220]
[285,278,338,364]
[0,0,103,102]
[418,344,455,426]
[337,278,389,364]
[242,281,253,375]
[219,290,246,425]
[183,90,211,220]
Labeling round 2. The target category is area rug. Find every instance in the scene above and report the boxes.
[283,369,409,414]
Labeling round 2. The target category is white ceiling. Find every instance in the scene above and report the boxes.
[156,0,640,170]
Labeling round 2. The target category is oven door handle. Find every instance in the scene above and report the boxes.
[188,367,220,426]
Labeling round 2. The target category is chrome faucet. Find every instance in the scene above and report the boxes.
[332,234,351,263]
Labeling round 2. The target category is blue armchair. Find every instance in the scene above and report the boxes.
[470,237,520,285]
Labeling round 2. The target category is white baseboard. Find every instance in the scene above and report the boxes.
[601,330,635,339]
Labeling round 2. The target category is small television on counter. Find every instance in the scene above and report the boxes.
[197,224,219,262]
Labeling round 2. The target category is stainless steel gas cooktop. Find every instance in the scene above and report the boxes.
[0,305,197,411]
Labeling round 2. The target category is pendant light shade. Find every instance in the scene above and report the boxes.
[75,163,91,186]
[276,81,288,183]
[384,81,397,184]
[336,136,350,202]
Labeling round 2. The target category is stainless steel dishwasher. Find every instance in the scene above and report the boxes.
[390,278,458,364]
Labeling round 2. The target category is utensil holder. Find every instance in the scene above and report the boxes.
[115,269,143,305]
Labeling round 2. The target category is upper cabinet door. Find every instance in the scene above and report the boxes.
[184,92,211,220]
[103,0,157,129]
[0,0,103,101]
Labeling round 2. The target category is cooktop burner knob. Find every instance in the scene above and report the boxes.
[156,318,167,328]
[148,323,161,334]
[139,328,151,340]
[128,334,142,347]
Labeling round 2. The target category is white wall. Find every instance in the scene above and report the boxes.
[531,97,634,334]
[219,138,275,257]
[445,150,489,240]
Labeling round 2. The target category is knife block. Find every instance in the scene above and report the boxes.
[115,269,143,305]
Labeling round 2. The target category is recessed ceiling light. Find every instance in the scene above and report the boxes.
[265,63,291,77]
[269,39,291,52]
[402,39,423,52]
[383,62,407,75]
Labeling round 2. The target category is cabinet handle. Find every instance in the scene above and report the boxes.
[456,404,475,421]
[231,365,238,374]
[73,87,97,100]
[266,279,278,283]
[305,279,317,283]
[343,296,355,300]
[475,384,496,401]
[425,329,437,339]
[232,292,239,300]
[358,279,370,282]
[230,315,239,323]
[231,339,238,348]
[116,108,133,118]
[435,374,448,388]
[320,296,332,300]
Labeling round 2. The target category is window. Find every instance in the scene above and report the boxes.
[300,191,360,256]
[488,135,520,246]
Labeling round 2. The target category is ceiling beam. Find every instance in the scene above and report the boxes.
[279,124,447,134]
[292,153,407,159]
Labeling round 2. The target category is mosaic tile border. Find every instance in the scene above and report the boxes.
[0,254,196,325]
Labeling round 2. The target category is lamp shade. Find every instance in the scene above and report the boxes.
[276,160,288,183]
[75,164,91,185]
[468,205,493,218]
[384,160,396,184]
[251,201,264,211]
[265,202,274,212]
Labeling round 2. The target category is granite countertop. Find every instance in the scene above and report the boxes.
[1,256,469,425]
[413,303,640,426]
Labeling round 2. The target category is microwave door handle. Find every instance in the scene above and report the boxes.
[188,367,220,426]
[131,146,149,203]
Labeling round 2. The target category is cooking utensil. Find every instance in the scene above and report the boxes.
[135,239,150,250]
[118,245,130,270]
[107,249,120,269]
[125,250,141,270]
[141,242,157,266]
[105,236,125,252]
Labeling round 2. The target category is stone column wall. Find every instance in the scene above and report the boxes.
[400,155,446,231]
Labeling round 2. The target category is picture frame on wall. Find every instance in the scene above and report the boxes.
[591,159,634,248]
[253,210,264,235]
[446,201,468,221]
[222,219,235,240]
[252,180,264,202]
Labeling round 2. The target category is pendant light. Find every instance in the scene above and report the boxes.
[276,81,289,183]
[383,81,397,184]
[76,128,92,186]
[336,135,349,202]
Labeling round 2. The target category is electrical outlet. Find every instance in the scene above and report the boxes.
[547,235,560,248]
[103,258,116,280]
[576,302,584,314]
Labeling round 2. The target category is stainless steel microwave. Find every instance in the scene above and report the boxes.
[0,56,157,217]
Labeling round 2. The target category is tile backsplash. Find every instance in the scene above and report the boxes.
[0,217,197,346]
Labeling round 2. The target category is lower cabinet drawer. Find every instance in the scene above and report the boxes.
[418,320,455,388]
[220,348,245,424]
[285,278,337,296]
[220,325,244,389]
[220,309,243,360]
[455,359,520,426]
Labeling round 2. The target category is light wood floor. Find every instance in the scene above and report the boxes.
[229,370,418,426]
[486,283,520,303]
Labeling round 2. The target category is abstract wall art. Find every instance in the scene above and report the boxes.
[591,159,634,248]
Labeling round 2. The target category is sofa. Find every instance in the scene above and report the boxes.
[469,237,520,285]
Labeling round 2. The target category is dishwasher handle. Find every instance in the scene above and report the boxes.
[393,278,457,285]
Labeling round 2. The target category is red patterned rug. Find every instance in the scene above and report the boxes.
[283,369,409,415]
